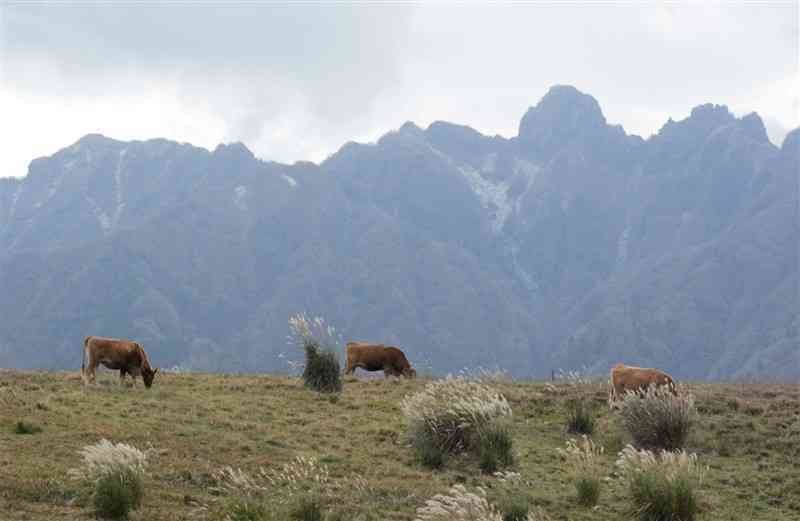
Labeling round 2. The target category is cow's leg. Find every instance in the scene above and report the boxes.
[119,369,126,385]
[86,357,98,385]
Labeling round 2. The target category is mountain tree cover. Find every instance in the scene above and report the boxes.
[0,86,797,379]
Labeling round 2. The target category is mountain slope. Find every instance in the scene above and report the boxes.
[0,86,796,378]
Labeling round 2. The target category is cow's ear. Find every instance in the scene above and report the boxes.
[154,368,159,375]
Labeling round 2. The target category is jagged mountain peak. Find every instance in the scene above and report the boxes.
[688,102,734,122]
[652,104,775,156]
[517,85,615,157]
[781,127,800,157]
[213,141,255,160]
[71,133,121,148]
[738,112,770,144]
[519,86,606,135]
[398,121,424,135]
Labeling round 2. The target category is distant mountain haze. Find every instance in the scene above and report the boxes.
[1,86,797,379]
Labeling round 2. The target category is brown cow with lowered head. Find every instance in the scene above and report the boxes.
[344,342,416,378]
[609,363,677,406]
[82,336,159,388]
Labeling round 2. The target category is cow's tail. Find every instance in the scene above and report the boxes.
[81,336,91,384]
[667,375,678,396]
[608,363,624,409]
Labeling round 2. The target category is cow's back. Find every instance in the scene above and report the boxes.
[87,337,139,367]
[611,364,674,393]
[346,343,388,371]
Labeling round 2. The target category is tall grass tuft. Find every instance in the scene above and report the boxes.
[414,431,447,469]
[69,439,149,519]
[564,398,596,435]
[616,445,705,521]
[499,495,529,521]
[478,424,515,474]
[288,313,342,393]
[618,385,695,451]
[213,456,331,502]
[401,376,512,456]
[557,435,605,507]
[289,496,324,521]
[225,498,271,521]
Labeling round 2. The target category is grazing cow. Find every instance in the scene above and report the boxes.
[344,342,416,378]
[82,336,158,388]
[609,363,677,405]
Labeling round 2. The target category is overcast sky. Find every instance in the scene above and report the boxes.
[1,2,797,178]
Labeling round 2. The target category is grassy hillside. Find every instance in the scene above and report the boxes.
[0,370,798,520]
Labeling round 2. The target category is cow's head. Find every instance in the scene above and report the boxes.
[142,367,159,388]
[402,366,417,378]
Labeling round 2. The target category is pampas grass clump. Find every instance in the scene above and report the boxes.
[557,435,604,507]
[68,438,149,482]
[415,485,552,521]
[616,445,706,521]
[401,376,512,455]
[69,439,149,519]
[415,485,503,521]
[618,385,695,451]
[288,313,342,393]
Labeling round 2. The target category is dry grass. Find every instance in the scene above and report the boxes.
[0,371,798,520]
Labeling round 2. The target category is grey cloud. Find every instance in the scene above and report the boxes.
[3,4,414,145]
[1,3,796,169]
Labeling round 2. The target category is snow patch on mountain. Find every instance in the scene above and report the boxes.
[112,149,127,229]
[86,196,111,233]
[512,159,540,215]
[234,185,249,211]
[8,184,23,220]
[282,174,297,187]
[482,153,497,174]
[424,144,541,234]
[458,164,512,233]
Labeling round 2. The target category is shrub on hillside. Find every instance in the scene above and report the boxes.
[618,385,695,451]
[288,313,342,393]
[616,445,706,521]
[499,495,529,521]
[557,435,604,507]
[414,430,447,469]
[93,468,143,519]
[13,420,42,434]
[401,376,512,457]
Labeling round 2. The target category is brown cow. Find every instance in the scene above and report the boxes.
[609,363,676,405]
[344,342,416,378]
[81,336,158,388]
